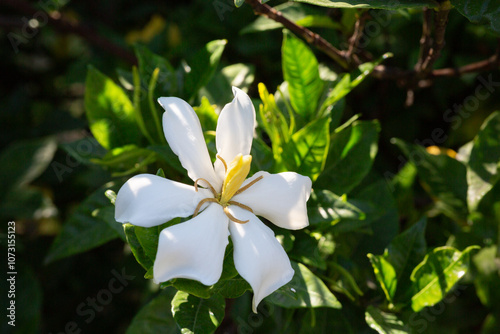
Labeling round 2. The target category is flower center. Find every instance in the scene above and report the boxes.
[192,154,263,223]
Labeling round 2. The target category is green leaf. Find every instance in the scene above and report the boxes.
[282,30,324,118]
[451,0,500,34]
[45,182,124,263]
[308,189,366,226]
[410,245,480,312]
[269,262,342,309]
[291,0,438,9]
[184,40,227,101]
[92,144,155,170]
[135,44,177,96]
[59,137,106,167]
[234,0,245,7]
[368,218,427,303]
[242,3,340,33]
[317,120,380,195]
[124,218,180,271]
[147,145,185,174]
[365,306,409,334]
[85,66,142,149]
[126,289,179,334]
[393,139,469,222]
[320,53,392,116]
[199,64,255,109]
[289,232,327,269]
[282,116,330,181]
[171,291,225,334]
[0,137,57,199]
[466,112,500,211]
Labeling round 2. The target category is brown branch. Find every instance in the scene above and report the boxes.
[419,4,450,76]
[2,0,136,65]
[345,11,368,62]
[432,39,500,77]
[244,0,349,70]
[414,8,433,73]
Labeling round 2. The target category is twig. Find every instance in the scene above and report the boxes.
[2,0,136,65]
[244,0,349,70]
[414,8,433,73]
[432,39,500,77]
[419,3,450,76]
[345,11,368,61]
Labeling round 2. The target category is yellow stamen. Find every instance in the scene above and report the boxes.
[220,154,252,205]
[234,175,264,196]
[227,200,253,213]
[193,198,219,217]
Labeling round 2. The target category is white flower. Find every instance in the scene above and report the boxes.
[115,87,312,312]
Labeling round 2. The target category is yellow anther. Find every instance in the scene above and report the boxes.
[220,154,252,205]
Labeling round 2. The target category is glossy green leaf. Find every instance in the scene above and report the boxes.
[466,112,500,211]
[60,137,106,167]
[473,246,500,308]
[291,0,438,9]
[365,306,409,334]
[282,116,330,181]
[368,218,427,302]
[308,189,365,226]
[317,120,380,195]
[234,0,245,7]
[289,232,327,269]
[184,40,227,101]
[394,139,468,222]
[0,137,57,199]
[126,289,179,334]
[282,30,324,118]
[451,0,500,34]
[45,182,123,263]
[410,245,480,312]
[171,291,225,334]
[269,262,341,309]
[85,66,142,149]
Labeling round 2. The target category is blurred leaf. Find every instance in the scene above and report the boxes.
[45,182,123,263]
[93,144,155,170]
[368,218,427,303]
[451,0,500,34]
[269,262,342,309]
[299,308,354,333]
[242,3,339,33]
[308,189,365,226]
[365,306,409,334]
[289,232,327,269]
[317,120,380,195]
[234,0,245,7]
[171,291,225,334]
[60,137,107,166]
[282,30,324,119]
[410,245,479,312]
[0,137,57,200]
[291,0,438,9]
[194,96,219,131]
[85,66,142,149]
[135,44,177,96]
[394,139,468,222]
[184,40,227,102]
[473,246,500,309]
[126,289,179,334]
[147,145,185,174]
[282,116,330,181]
[200,64,255,108]
[466,112,500,211]
[320,53,392,116]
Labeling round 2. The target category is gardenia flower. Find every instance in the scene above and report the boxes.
[115,87,312,312]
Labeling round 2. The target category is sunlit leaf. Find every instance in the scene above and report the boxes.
[410,245,479,312]
[282,30,324,119]
[365,306,409,334]
[291,0,438,9]
[85,66,142,150]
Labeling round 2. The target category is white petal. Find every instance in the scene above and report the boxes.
[159,97,220,189]
[214,87,256,180]
[233,171,312,230]
[154,203,229,286]
[228,206,294,313]
[115,174,211,227]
